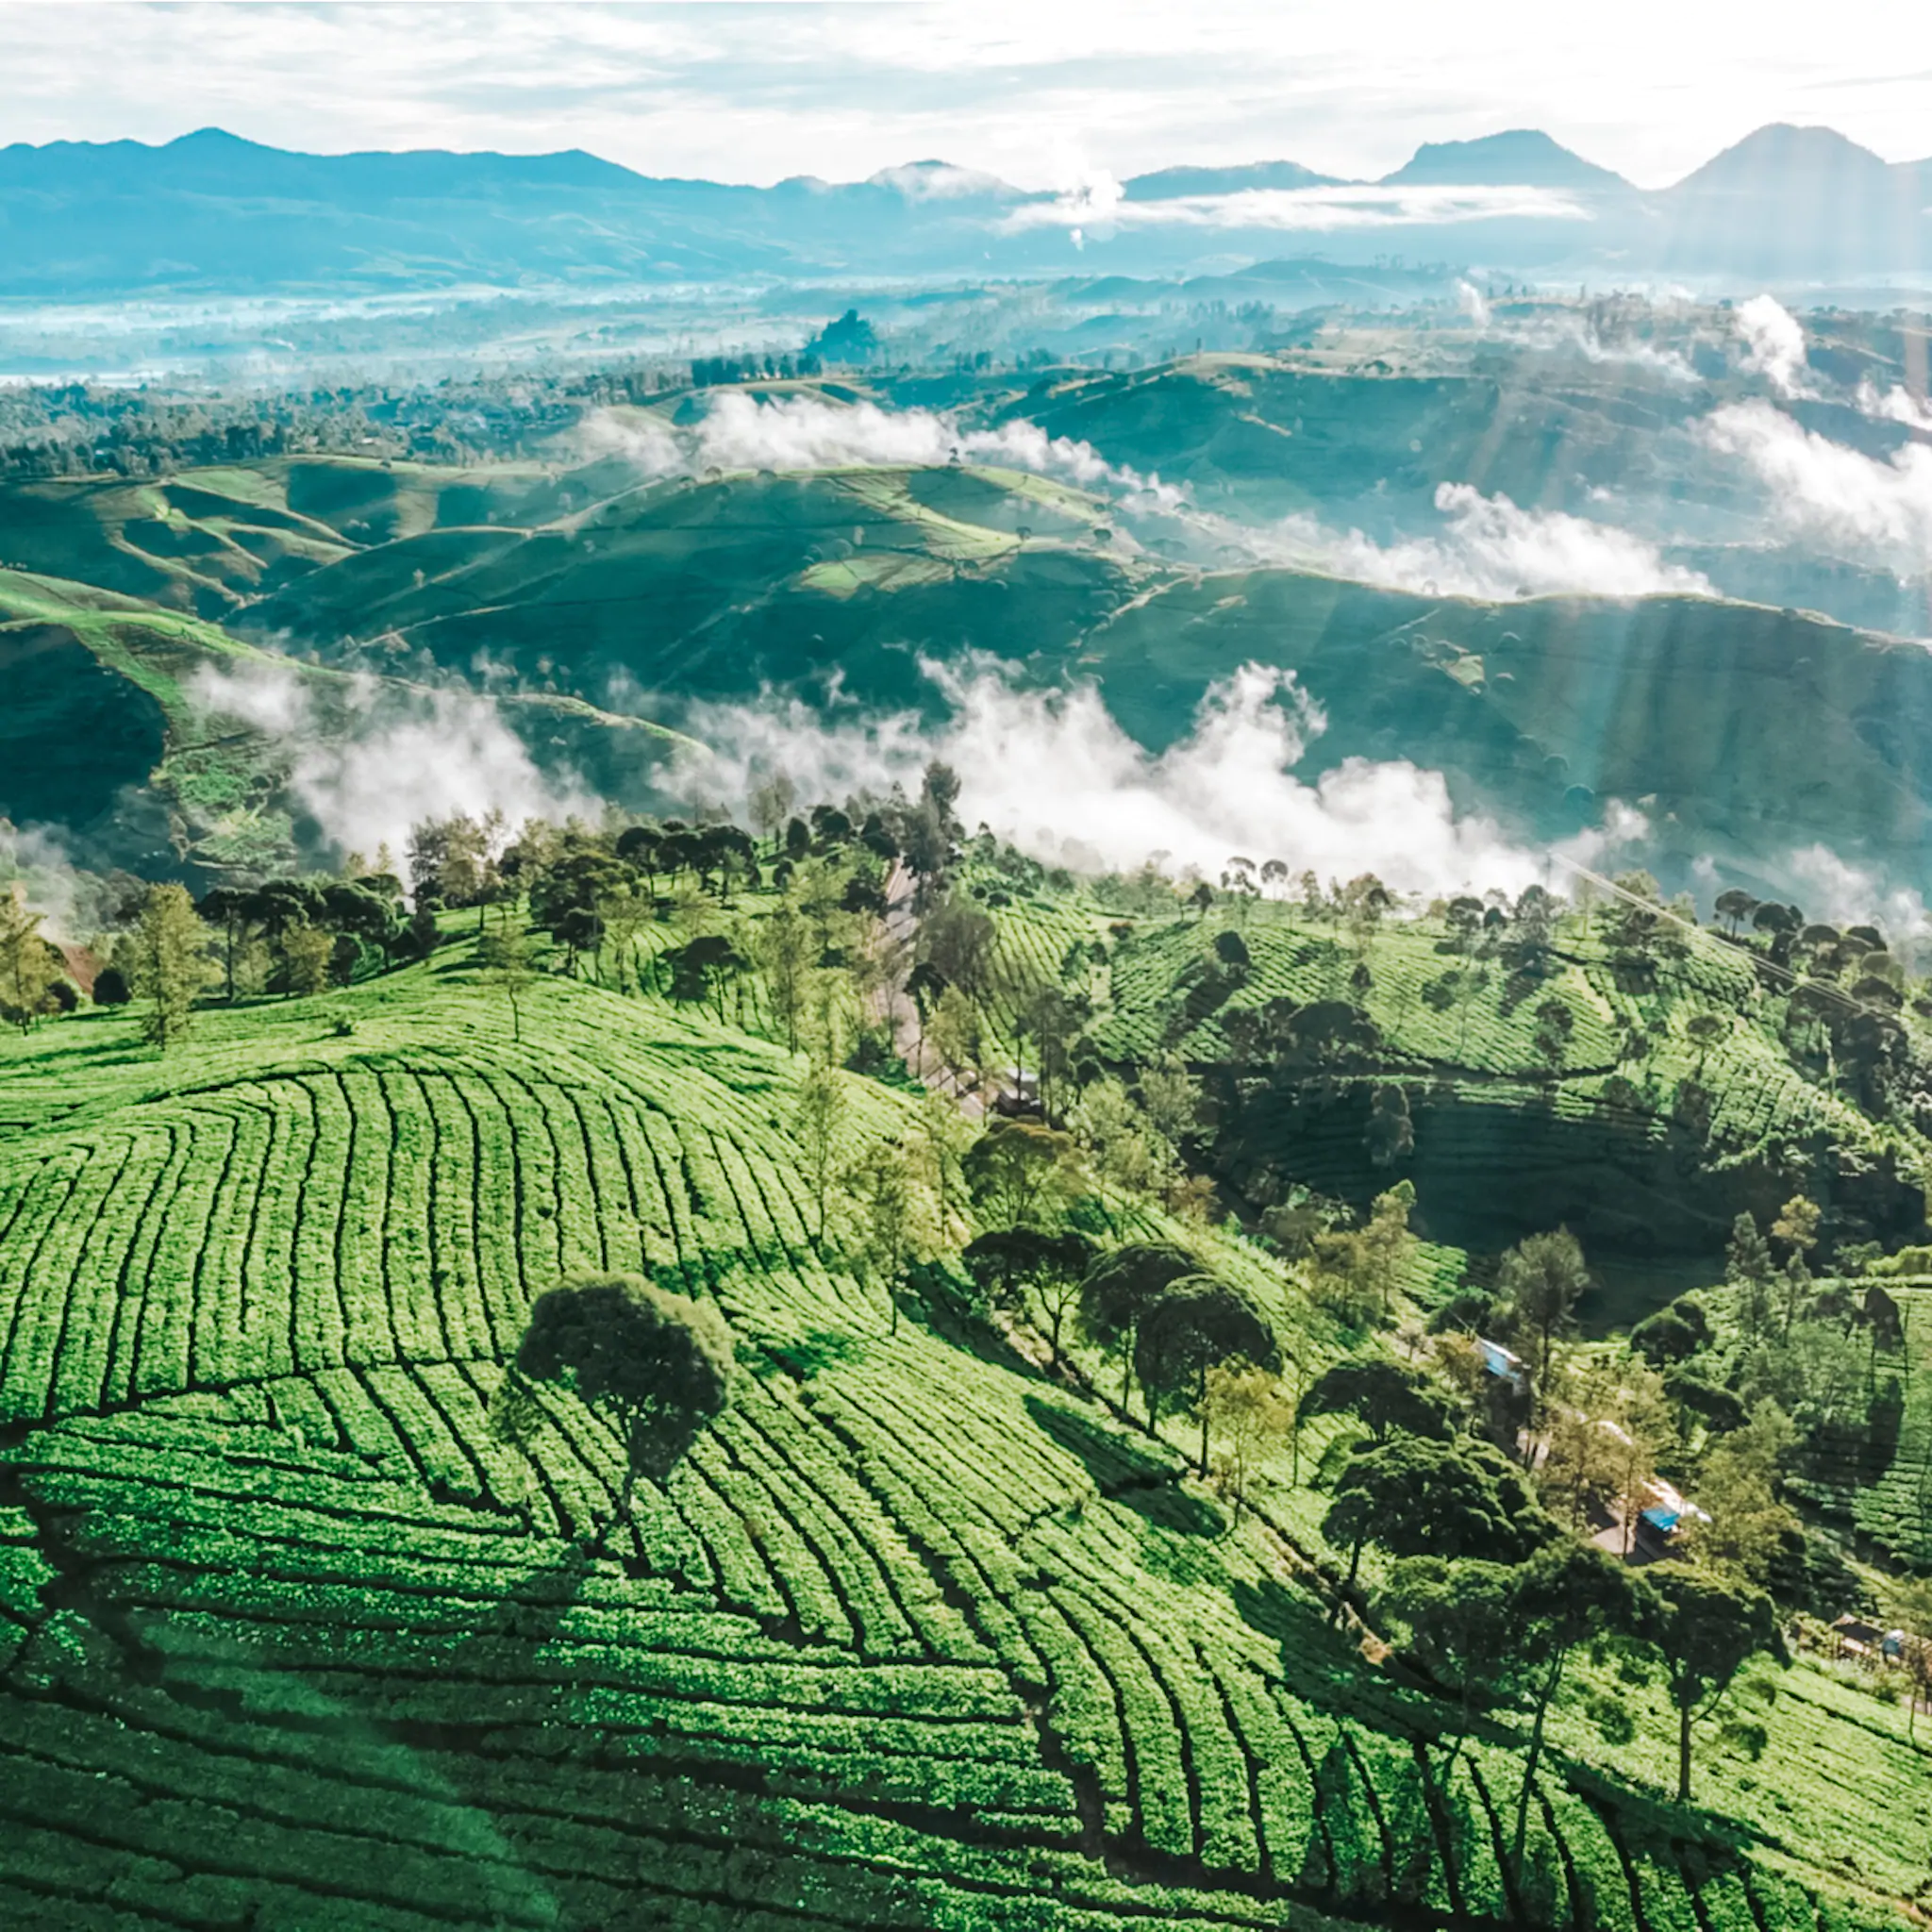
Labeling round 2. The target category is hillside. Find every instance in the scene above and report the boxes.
[13,432,1932,899]
[1,915,1925,1931]
[0,563,688,877]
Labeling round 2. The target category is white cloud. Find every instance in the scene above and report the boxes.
[1457,279,1492,326]
[1000,179,1591,235]
[1698,399,1932,567]
[1735,293,1812,399]
[584,392,1188,509]
[675,656,1637,897]
[1785,842,1932,949]
[1857,378,1932,433]
[1205,482,1711,600]
[188,663,597,867]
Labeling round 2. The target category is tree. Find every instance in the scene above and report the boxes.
[751,895,814,1052]
[1363,1084,1413,1168]
[1202,1362,1295,1518]
[92,964,131,1008]
[1323,1433,1547,1590]
[0,895,60,1033]
[1298,1358,1453,1444]
[795,1060,848,1241]
[1506,1541,1643,1863]
[1726,1212,1776,1341]
[962,1119,1086,1231]
[281,923,334,998]
[1133,1275,1278,1460]
[1643,1570,1784,1804]
[842,1135,942,1334]
[747,772,797,854]
[499,1274,734,1522]
[1531,1000,1574,1079]
[1078,1243,1198,1412]
[918,891,993,999]
[927,984,985,1096]
[1310,1183,1417,1325]
[1887,1576,1932,1740]
[1138,1053,1201,1151]
[1498,1228,1589,1396]
[128,884,215,1051]
[1714,889,1759,938]
[1772,1194,1822,1338]
[961,1227,1093,1359]
[478,915,534,1042]
[1681,1404,1796,1587]
[1381,1557,1526,1774]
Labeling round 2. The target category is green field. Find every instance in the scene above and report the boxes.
[1,914,1925,1931]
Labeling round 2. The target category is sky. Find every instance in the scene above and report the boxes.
[3,1,1932,192]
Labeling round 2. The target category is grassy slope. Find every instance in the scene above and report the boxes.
[0,562,694,876]
[0,942,1923,1931]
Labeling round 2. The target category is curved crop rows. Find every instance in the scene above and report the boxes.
[0,975,1911,1930]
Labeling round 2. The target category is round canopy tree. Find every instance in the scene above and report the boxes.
[1077,1242,1200,1410]
[1133,1274,1279,1459]
[500,1274,735,1520]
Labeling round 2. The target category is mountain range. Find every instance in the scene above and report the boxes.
[2,121,1930,294]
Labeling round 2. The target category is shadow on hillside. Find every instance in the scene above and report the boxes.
[751,1327,865,1383]
[1024,1393,1223,1537]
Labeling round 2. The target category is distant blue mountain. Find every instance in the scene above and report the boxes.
[0,123,1926,296]
[1380,129,1632,193]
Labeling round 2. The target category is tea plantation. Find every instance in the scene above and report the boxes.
[1,928,1925,1932]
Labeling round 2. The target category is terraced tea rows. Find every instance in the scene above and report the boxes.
[0,963,1918,1929]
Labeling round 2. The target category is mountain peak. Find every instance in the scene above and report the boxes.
[1671,122,1894,194]
[1380,129,1629,192]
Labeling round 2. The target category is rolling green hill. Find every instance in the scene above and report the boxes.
[0,564,690,877]
[2,929,1925,1931]
[9,433,1932,902]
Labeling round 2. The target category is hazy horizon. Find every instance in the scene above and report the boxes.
[5,0,1932,193]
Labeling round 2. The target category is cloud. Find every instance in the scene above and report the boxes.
[1735,293,1813,398]
[999,179,1592,235]
[0,818,91,938]
[1204,482,1711,600]
[1785,841,1932,950]
[583,391,1187,508]
[1698,399,1932,566]
[1456,279,1491,326]
[674,656,1638,898]
[188,663,596,867]
[1857,378,1932,432]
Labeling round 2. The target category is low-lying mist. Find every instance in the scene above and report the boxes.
[675,657,1636,896]
[188,663,597,862]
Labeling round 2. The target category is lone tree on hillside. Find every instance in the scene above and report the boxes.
[1644,1569,1784,1805]
[961,1227,1093,1359]
[0,896,61,1033]
[1133,1274,1279,1463]
[496,1274,734,1523]
[1322,1432,1547,1591]
[478,915,534,1043]
[128,884,216,1052]
[963,1119,1086,1229]
[1078,1243,1199,1413]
